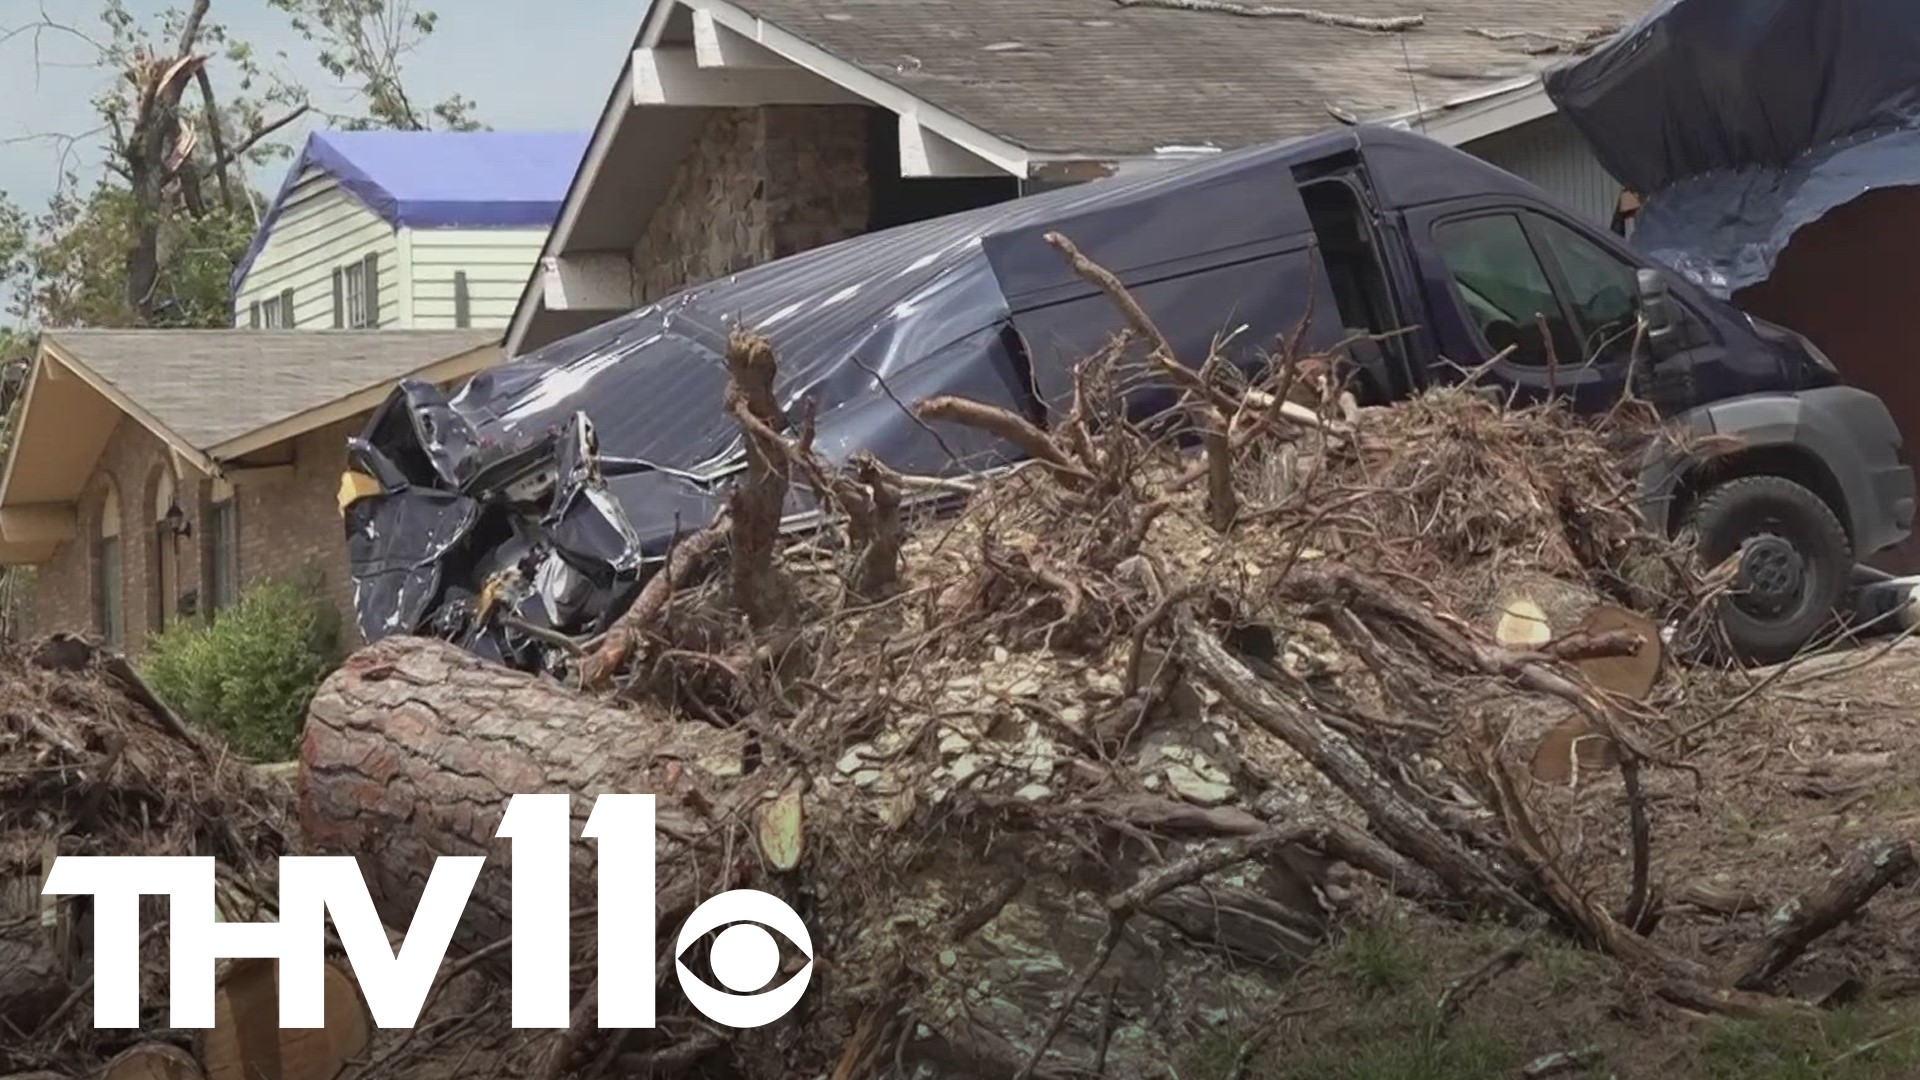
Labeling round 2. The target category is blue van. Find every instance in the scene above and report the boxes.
[346,126,1913,665]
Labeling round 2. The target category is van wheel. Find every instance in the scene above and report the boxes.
[1686,475,1851,665]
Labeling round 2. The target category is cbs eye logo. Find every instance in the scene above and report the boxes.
[675,890,815,1027]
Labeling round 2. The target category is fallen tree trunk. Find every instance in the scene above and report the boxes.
[300,638,757,956]
[300,637,1355,1077]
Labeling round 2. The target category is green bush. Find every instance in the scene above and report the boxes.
[142,571,345,761]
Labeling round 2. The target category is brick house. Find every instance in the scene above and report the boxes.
[0,330,496,653]
[508,0,1642,355]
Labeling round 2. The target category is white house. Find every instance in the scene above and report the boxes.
[507,0,1644,356]
[233,131,588,331]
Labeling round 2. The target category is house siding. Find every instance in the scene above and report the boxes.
[407,228,550,328]
[634,105,871,301]
[25,416,366,656]
[1465,113,1624,231]
[233,166,401,329]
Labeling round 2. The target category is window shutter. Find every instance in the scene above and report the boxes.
[362,252,380,327]
[279,288,295,327]
[453,271,471,329]
[248,302,260,328]
[332,268,345,328]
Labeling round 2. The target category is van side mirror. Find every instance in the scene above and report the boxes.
[1636,268,1678,356]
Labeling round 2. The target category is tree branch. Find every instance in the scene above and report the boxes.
[213,102,311,172]
[177,0,211,56]
[193,65,235,212]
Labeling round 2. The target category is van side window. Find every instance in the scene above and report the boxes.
[1532,216,1640,365]
[1434,214,1581,368]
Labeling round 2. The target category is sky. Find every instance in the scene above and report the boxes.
[0,0,638,213]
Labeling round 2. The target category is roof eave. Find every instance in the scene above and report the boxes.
[1375,76,1558,147]
[39,338,218,476]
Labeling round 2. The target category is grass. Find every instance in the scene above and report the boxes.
[1330,917,1428,998]
[1189,918,1551,1080]
[1177,1003,1527,1080]
[1268,1008,1521,1080]
[1179,914,1920,1080]
[1699,1006,1920,1080]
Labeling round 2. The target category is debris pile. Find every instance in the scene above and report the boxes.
[0,637,364,1080]
[290,238,1914,1078]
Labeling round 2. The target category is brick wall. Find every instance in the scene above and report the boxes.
[26,415,364,655]
[634,105,872,302]
[1736,186,1920,573]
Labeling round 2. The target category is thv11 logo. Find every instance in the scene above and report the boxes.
[43,794,812,1030]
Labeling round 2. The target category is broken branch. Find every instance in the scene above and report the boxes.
[1725,839,1917,990]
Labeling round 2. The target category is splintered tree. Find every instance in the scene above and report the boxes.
[2,0,474,329]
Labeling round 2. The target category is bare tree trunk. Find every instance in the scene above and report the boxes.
[299,638,758,958]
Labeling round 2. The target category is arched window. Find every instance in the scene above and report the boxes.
[93,478,123,647]
[150,467,181,634]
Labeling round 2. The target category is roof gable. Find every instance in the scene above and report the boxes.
[0,329,499,556]
[233,131,589,295]
[37,329,498,453]
[303,131,591,228]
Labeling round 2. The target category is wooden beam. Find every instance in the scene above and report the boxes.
[540,253,640,313]
[0,538,59,565]
[0,505,76,544]
[692,10,787,69]
[631,47,863,107]
[898,113,1008,178]
[225,464,296,485]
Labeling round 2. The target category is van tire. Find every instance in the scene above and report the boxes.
[1686,475,1851,665]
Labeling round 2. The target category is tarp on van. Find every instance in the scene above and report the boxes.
[345,135,1320,664]
[343,126,1530,668]
[1544,0,1920,297]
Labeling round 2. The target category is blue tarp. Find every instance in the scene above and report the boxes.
[231,131,588,294]
[1544,0,1920,297]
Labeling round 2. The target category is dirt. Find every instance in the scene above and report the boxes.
[1203,635,1920,1080]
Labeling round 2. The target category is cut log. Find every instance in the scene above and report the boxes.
[197,958,369,1080]
[1495,598,1551,649]
[1529,717,1620,786]
[1568,604,1662,699]
[300,637,758,958]
[98,1045,203,1080]
[1479,572,1597,647]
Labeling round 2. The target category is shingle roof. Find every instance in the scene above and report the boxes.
[728,0,1642,155]
[43,330,497,453]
